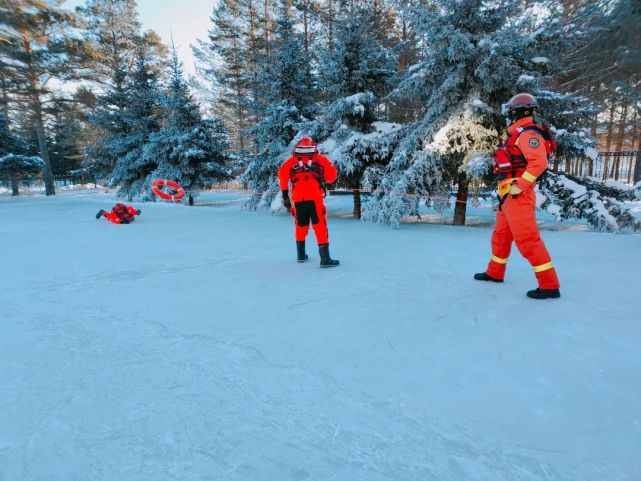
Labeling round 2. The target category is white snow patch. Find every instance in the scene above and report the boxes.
[584,146,599,161]
[517,74,536,83]
[371,121,402,134]
[531,56,550,64]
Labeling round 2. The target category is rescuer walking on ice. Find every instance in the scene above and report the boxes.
[475,93,561,299]
[278,136,340,267]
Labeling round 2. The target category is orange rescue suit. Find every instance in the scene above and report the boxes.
[486,117,560,290]
[278,153,338,245]
[102,205,139,224]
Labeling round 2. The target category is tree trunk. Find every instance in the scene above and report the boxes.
[452,171,468,226]
[605,102,616,151]
[603,102,617,180]
[630,101,639,151]
[328,0,333,50]
[31,94,55,195]
[189,194,194,206]
[612,102,628,180]
[264,0,270,55]
[590,111,598,137]
[22,30,55,195]
[303,0,309,54]
[352,188,361,219]
[248,0,260,154]
[11,175,19,196]
[634,151,641,184]
[0,78,9,120]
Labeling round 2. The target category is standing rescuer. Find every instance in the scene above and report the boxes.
[475,93,561,299]
[278,136,340,267]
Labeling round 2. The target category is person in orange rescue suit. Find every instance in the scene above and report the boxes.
[278,136,340,267]
[474,93,561,299]
[96,203,141,224]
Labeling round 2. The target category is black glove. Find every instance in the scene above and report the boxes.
[136,209,141,215]
[282,190,292,210]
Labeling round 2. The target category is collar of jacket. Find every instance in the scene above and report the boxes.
[507,116,535,136]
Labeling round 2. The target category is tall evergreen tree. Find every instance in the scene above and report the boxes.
[81,0,143,180]
[0,0,84,195]
[77,0,141,85]
[108,32,166,199]
[301,2,399,217]
[48,96,87,176]
[193,0,254,154]
[362,0,596,226]
[242,0,312,206]
[147,45,231,205]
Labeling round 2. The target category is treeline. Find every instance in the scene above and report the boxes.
[196,0,640,226]
[1,0,639,228]
[0,0,230,199]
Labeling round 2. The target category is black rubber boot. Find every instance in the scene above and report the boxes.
[296,241,308,263]
[319,243,339,268]
[473,272,504,283]
[527,288,561,299]
[96,209,105,219]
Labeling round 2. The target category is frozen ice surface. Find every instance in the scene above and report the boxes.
[1,191,640,481]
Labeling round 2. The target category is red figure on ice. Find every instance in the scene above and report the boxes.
[96,203,141,224]
[278,136,340,267]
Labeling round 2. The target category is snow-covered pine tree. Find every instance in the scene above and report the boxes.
[0,111,34,195]
[192,0,257,155]
[82,0,143,181]
[48,96,86,176]
[108,32,167,199]
[78,0,141,84]
[387,0,425,124]
[0,154,44,196]
[0,0,84,195]
[538,172,640,232]
[310,1,400,217]
[147,45,232,205]
[362,0,598,227]
[0,111,24,159]
[241,0,312,208]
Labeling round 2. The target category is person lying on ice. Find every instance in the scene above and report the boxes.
[278,136,340,267]
[475,93,561,300]
[96,203,141,224]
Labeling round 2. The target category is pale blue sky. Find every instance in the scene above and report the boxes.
[64,0,216,76]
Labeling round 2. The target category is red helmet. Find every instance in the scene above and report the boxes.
[501,93,539,117]
[114,203,127,214]
[294,136,317,156]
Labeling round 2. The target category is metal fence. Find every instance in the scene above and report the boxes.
[552,151,641,184]
[2,153,640,195]
[0,176,103,195]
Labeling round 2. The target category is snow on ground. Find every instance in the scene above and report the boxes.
[1,191,640,481]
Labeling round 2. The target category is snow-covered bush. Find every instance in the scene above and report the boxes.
[540,172,641,232]
[0,154,45,196]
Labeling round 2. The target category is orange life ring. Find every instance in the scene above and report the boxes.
[151,179,185,201]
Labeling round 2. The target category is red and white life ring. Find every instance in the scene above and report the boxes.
[151,179,185,201]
